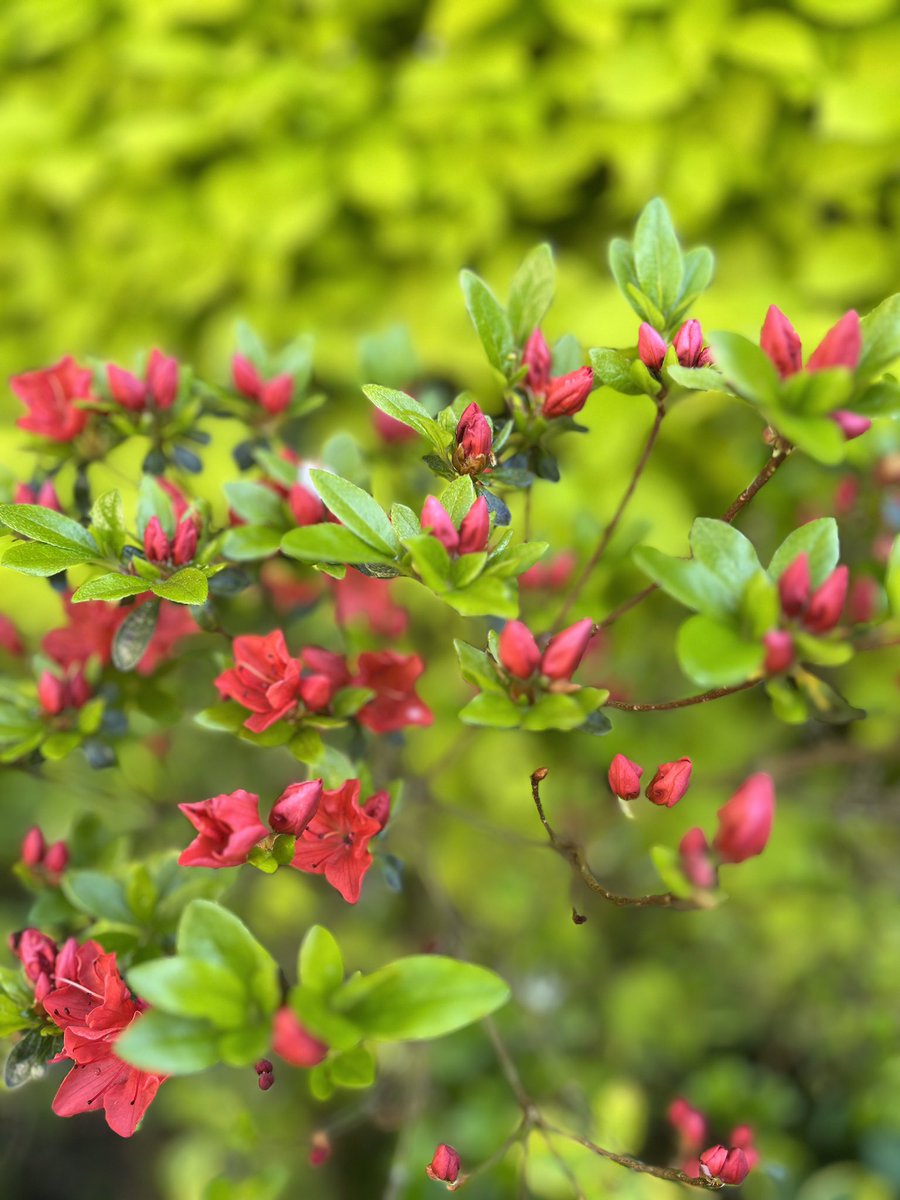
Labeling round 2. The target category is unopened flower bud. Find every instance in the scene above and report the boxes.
[720,1149,750,1185]
[271,1006,328,1067]
[260,374,294,416]
[523,328,552,395]
[803,565,848,634]
[542,366,593,419]
[638,323,667,374]
[21,827,46,868]
[760,305,802,378]
[778,553,810,618]
[422,496,460,555]
[807,310,861,372]
[673,320,712,368]
[457,496,490,555]
[363,790,391,832]
[713,772,774,864]
[171,516,198,565]
[143,515,171,564]
[426,1143,461,1184]
[290,483,326,527]
[232,354,263,398]
[107,364,148,411]
[728,1125,760,1171]
[699,1145,729,1178]
[44,841,69,876]
[847,576,878,624]
[645,757,692,808]
[257,1070,274,1091]
[269,780,323,837]
[667,1097,707,1152]
[607,753,643,801]
[37,672,67,715]
[36,481,62,511]
[147,349,179,409]
[454,402,493,474]
[309,1131,332,1167]
[541,618,593,681]
[679,828,717,890]
[830,409,871,441]
[762,630,794,674]
[498,620,542,679]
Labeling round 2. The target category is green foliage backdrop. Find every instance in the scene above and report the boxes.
[1,2,899,1199]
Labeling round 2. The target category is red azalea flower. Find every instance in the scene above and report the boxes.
[42,595,195,673]
[12,356,93,442]
[178,789,268,868]
[215,630,303,733]
[353,651,432,734]
[291,779,383,903]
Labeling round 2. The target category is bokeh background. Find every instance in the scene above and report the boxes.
[1,0,900,1197]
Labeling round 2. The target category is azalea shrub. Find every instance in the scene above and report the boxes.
[1,200,899,1198]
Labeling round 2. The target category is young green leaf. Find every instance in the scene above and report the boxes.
[459,270,515,375]
[282,524,398,565]
[507,243,556,345]
[89,490,127,556]
[589,348,644,395]
[309,470,399,555]
[222,526,284,561]
[115,1011,222,1075]
[223,481,286,527]
[72,573,150,602]
[440,474,477,526]
[299,926,345,996]
[127,958,250,1029]
[858,293,900,380]
[151,567,209,605]
[677,615,765,687]
[362,385,448,454]
[1,542,95,576]
[633,198,683,316]
[708,331,781,407]
[0,503,98,553]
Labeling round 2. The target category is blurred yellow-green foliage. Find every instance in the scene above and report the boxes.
[2,2,900,1200]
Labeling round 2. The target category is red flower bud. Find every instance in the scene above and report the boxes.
[667,1098,707,1152]
[289,483,327,527]
[0,615,23,657]
[762,630,794,674]
[760,305,802,378]
[37,672,67,715]
[803,565,848,634]
[171,517,198,566]
[523,328,552,395]
[728,1125,760,1171]
[673,320,712,368]
[699,1145,729,1178]
[272,1006,328,1067]
[257,1070,274,1091]
[830,409,871,441]
[498,620,542,679]
[373,407,417,444]
[268,780,323,837]
[713,772,774,864]
[363,790,391,832]
[36,481,62,511]
[541,617,593,681]
[542,366,593,418]
[679,828,717,890]
[847,576,878,624]
[454,402,493,472]
[21,826,46,868]
[638,323,667,373]
[457,496,490,555]
[645,757,693,808]
[147,348,179,409]
[309,1131,332,1167]
[254,1059,273,1074]
[260,374,293,415]
[107,364,148,411]
[807,310,861,372]
[422,495,460,554]
[778,553,810,618]
[607,753,644,801]
[143,516,171,564]
[426,1144,461,1184]
[232,354,262,398]
[44,840,69,876]
[720,1149,750,1185]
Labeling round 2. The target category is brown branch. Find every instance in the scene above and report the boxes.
[591,438,793,634]
[530,769,701,910]
[541,1124,725,1191]
[552,399,665,633]
[604,679,760,712]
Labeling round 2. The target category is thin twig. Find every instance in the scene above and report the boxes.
[530,769,702,910]
[604,679,760,712]
[552,399,665,632]
[541,1124,725,1191]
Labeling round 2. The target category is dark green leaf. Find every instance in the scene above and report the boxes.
[112,600,161,671]
[5,1029,61,1088]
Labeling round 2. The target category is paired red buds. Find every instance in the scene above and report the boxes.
[232,355,294,415]
[426,1144,461,1185]
[421,495,490,556]
[776,553,848,635]
[453,402,493,475]
[637,320,713,376]
[37,669,91,716]
[498,619,593,684]
[143,515,199,567]
[13,480,61,511]
[699,1144,750,1185]
[20,826,69,880]
[254,1058,274,1091]
[523,328,594,418]
[108,349,179,412]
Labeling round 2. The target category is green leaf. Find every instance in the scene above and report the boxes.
[40,731,82,760]
[793,632,854,667]
[782,367,854,414]
[333,955,510,1041]
[223,481,286,527]
[0,993,28,1038]
[441,474,477,526]
[444,576,517,618]
[194,702,246,732]
[329,1044,376,1089]
[309,470,399,555]
[794,668,865,725]
[459,691,522,728]
[222,526,283,561]
[290,985,362,1052]
[127,957,249,1029]
[676,246,715,307]
[521,692,603,732]
[389,503,420,539]
[4,1029,61,1088]
[608,238,637,299]
[112,600,161,671]
[299,926,345,995]
[0,503,98,552]
[625,283,667,330]
[768,518,840,587]
[1,541,94,576]
[90,490,126,556]
[451,552,487,588]
[62,871,133,923]
[454,640,505,693]
[177,900,279,1015]
[650,845,695,900]
[689,518,762,594]
[489,540,549,580]
[151,567,209,604]
[136,475,176,539]
[589,347,643,395]
[666,364,725,392]
[632,546,736,620]
[677,615,765,687]
[507,243,556,344]
[115,1011,221,1075]
[282,524,397,565]
[859,293,900,380]
[852,376,900,417]
[708,332,780,406]
[887,535,900,618]
[633,197,683,316]
[72,573,150,602]
[770,412,846,465]
[362,385,449,455]
[460,269,515,375]
[404,534,453,592]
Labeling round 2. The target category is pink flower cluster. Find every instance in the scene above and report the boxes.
[763,553,849,675]
[523,329,594,418]
[668,1096,759,1185]
[499,618,594,687]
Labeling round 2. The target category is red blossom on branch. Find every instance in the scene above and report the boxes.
[290,779,385,903]
[12,356,93,442]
